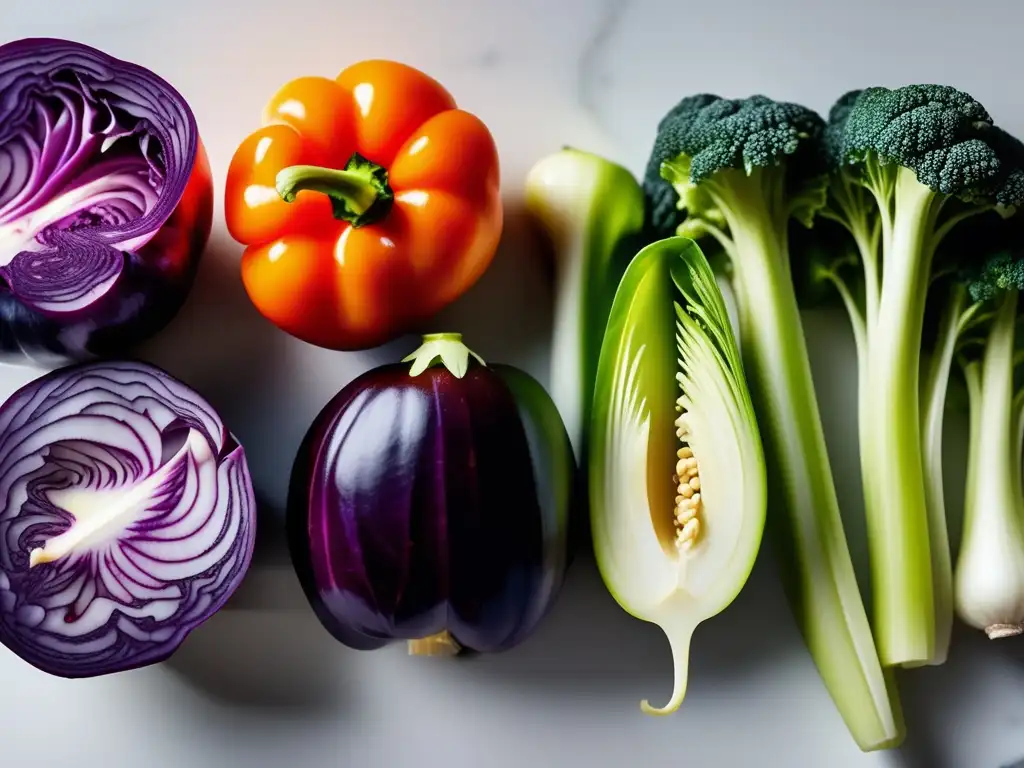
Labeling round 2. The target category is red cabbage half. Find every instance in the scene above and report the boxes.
[0,360,257,678]
[0,38,213,365]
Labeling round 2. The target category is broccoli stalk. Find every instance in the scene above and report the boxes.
[820,86,1024,667]
[866,167,943,668]
[918,280,972,660]
[644,95,903,751]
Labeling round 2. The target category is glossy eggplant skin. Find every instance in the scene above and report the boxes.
[287,360,573,653]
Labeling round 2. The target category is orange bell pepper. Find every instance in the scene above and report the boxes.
[225,60,503,350]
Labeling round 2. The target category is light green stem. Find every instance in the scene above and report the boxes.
[1013,389,1024,507]
[276,152,394,228]
[863,171,936,667]
[917,283,968,665]
[718,176,903,751]
[277,165,378,211]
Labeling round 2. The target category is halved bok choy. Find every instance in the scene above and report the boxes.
[589,236,766,714]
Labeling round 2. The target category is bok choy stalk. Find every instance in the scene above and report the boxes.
[525,148,644,464]
[589,236,765,715]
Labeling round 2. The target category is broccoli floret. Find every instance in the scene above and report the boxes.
[824,89,862,152]
[834,85,999,196]
[927,212,1024,412]
[816,82,1024,669]
[643,94,720,235]
[644,94,828,239]
[967,250,1024,302]
[985,127,1024,208]
[641,94,904,751]
[918,212,1022,665]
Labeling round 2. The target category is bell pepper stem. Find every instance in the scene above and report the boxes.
[276,152,394,228]
[403,333,486,378]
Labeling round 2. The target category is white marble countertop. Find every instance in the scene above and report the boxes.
[4,0,1024,766]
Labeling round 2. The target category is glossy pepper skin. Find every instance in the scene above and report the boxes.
[225,61,503,351]
[287,334,573,654]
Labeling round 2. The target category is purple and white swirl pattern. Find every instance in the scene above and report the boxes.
[0,360,256,678]
[0,37,195,313]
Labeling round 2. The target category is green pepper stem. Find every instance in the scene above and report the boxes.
[275,152,394,228]
[403,333,486,378]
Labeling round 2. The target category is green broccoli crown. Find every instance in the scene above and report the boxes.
[938,198,1024,303]
[965,249,1024,302]
[826,84,1016,201]
[824,89,864,166]
[644,94,828,236]
[985,127,1024,207]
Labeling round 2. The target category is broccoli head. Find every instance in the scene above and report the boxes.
[816,80,1024,668]
[924,208,1024,375]
[643,94,829,239]
[984,126,1024,208]
[823,89,865,171]
[967,250,1024,303]
[826,84,1024,219]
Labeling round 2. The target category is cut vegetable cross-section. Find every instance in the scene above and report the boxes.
[28,428,206,568]
[589,236,766,714]
[0,37,213,363]
[0,360,257,678]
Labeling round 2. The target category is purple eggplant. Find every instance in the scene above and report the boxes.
[287,333,574,655]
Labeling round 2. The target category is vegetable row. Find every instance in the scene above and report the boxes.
[0,36,1021,754]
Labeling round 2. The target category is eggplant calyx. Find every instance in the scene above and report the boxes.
[404,333,486,379]
[407,631,462,656]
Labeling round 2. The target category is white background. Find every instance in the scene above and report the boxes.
[4,1,1024,766]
